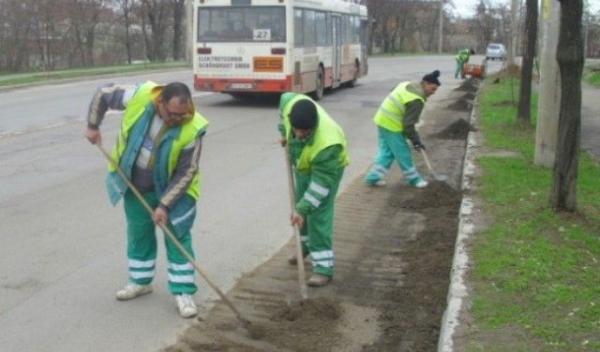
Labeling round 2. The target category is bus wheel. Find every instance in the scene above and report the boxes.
[312,67,324,101]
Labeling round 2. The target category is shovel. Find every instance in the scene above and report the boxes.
[420,149,449,182]
[95,144,255,331]
[284,142,309,301]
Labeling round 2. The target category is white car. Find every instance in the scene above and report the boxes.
[486,43,506,61]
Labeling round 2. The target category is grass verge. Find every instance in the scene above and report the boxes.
[0,61,188,88]
[584,68,600,88]
[465,76,600,352]
[584,65,600,88]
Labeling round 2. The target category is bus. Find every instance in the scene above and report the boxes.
[192,0,368,100]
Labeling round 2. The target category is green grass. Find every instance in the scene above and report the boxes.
[584,67,600,88]
[466,76,600,352]
[583,65,600,88]
[0,61,189,87]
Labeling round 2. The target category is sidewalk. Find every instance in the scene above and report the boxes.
[582,83,600,159]
[161,81,474,351]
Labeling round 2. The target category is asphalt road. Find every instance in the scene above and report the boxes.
[0,55,597,352]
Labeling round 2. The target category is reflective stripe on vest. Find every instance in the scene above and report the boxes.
[109,81,209,199]
[282,94,349,172]
[373,82,425,132]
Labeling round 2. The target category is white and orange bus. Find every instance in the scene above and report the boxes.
[192,0,368,99]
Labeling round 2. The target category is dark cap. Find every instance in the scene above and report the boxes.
[290,99,318,130]
[422,70,441,86]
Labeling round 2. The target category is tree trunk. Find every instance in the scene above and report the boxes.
[517,0,538,123]
[551,0,584,212]
[172,0,185,60]
[122,0,134,64]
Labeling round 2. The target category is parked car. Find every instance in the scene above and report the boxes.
[486,43,507,61]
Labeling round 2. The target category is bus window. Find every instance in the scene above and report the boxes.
[303,10,316,48]
[197,7,286,42]
[294,9,303,47]
[316,11,327,46]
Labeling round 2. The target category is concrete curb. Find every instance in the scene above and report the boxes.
[437,85,481,352]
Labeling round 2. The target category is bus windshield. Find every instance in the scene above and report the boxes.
[198,7,286,43]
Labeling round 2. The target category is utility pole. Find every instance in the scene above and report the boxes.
[508,0,519,65]
[535,0,561,167]
[438,1,444,54]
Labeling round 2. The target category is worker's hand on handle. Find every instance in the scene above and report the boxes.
[85,127,102,145]
[290,212,304,229]
[412,141,426,151]
[153,207,169,227]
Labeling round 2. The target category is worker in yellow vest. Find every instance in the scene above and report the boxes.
[279,93,349,287]
[364,70,441,188]
[85,81,209,318]
[455,48,475,79]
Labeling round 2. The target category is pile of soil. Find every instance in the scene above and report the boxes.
[274,298,342,322]
[163,168,463,352]
[392,181,461,210]
[453,79,478,92]
[447,99,472,111]
[461,92,476,101]
[434,119,477,140]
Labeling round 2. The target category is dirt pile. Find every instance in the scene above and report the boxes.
[461,92,476,101]
[447,99,472,111]
[274,298,342,322]
[434,118,477,140]
[453,78,478,92]
[392,181,461,210]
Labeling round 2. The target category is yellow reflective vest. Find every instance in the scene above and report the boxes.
[108,81,209,202]
[373,82,425,132]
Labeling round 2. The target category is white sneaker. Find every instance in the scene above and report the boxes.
[374,179,387,187]
[115,283,153,301]
[414,179,429,188]
[367,179,386,187]
[175,294,198,318]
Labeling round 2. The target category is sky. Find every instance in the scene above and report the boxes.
[449,0,600,19]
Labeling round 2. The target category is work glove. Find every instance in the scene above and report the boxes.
[412,141,426,151]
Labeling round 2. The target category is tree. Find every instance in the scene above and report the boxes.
[141,0,170,61]
[67,0,105,67]
[551,0,584,212]
[116,0,136,64]
[170,0,185,61]
[473,1,495,52]
[516,0,538,123]
[0,0,36,72]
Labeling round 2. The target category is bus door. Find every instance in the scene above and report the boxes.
[331,14,342,88]
[360,19,369,75]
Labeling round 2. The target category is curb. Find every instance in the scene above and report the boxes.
[0,67,189,93]
[437,84,481,352]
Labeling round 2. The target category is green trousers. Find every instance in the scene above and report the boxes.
[123,190,197,295]
[364,127,425,186]
[294,170,343,277]
[455,59,465,78]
